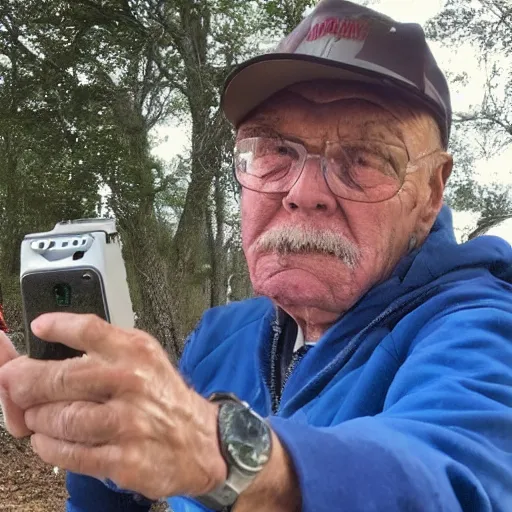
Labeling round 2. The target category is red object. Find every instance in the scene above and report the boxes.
[0,303,8,333]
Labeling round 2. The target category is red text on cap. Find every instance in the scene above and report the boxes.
[306,17,370,43]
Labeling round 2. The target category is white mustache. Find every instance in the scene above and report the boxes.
[256,225,360,268]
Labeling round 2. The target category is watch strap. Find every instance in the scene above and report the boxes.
[195,464,252,510]
[195,393,268,511]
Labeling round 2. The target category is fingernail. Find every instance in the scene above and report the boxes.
[31,317,43,333]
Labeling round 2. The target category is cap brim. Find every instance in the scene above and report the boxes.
[221,53,445,131]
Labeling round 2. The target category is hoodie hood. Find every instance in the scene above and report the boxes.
[398,205,512,287]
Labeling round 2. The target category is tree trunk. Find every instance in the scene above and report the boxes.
[209,172,227,307]
[108,97,181,360]
[120,213,181,362]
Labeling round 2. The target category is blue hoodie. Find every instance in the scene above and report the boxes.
[66,206,512,511]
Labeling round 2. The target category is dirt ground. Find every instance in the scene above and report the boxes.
[0,427,68,511]
[0,427,168,511]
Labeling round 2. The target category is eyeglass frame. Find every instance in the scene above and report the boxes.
[233,136,441,204]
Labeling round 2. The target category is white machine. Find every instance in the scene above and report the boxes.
[20,218,134,359]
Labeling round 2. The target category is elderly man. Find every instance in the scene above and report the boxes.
[1,1,512,511]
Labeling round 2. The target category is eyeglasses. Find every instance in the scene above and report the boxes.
[234,137,437,203]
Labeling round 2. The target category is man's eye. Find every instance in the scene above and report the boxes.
[348,149,396,176]
[274,144,300,160]
[259,143,288,156]
[255,141,298,160]
[276,145,291,156]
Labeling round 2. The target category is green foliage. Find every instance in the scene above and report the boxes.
[262,0,316,33]
[0,2,102,274]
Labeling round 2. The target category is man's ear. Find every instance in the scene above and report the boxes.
[418,152,453,233]
[431,152,453,206]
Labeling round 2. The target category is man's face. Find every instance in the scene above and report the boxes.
[238,82,450,326]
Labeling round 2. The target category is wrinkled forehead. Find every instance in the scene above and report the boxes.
[287,80,411,110]
[238,81,427,145]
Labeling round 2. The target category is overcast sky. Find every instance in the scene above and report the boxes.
[151,0,512,245]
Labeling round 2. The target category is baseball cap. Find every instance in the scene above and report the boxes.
[221,0,452,148]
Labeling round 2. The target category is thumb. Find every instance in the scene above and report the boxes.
[0,332,31,438]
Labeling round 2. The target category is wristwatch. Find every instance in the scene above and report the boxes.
[196,393,273,511]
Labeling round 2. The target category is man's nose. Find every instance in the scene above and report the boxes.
[282,156,338,214]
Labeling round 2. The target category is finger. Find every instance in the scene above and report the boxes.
[0,331,18,365]
[31,433,120,480]
[1,356,130,408]
[31,313,124,357]
[0,334,30,437]
[25,401,120,445]
[0,388,32,438]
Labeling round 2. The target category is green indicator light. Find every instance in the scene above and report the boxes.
[53,283,71,307]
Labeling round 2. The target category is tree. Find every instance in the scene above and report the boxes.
[0,0,182,350]
[0,1,103,335]
[426,0,512,239]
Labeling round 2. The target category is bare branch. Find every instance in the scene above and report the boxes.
[480,0,512,32]
[468,212,512,239]
[454,112,512,136]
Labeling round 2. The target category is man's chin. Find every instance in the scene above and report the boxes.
[253,266,339,306]
[255,280,341,319]
[250,254,367,317]
[251,251,358,297]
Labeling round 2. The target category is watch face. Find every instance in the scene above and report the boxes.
[219,402,272,473]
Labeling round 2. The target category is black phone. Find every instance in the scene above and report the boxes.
[21,268,109,360]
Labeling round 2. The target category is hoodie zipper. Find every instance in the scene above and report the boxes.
[269,313,284,414]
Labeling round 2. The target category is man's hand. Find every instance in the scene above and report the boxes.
[0,332,32,437]
[0,313,227,500]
